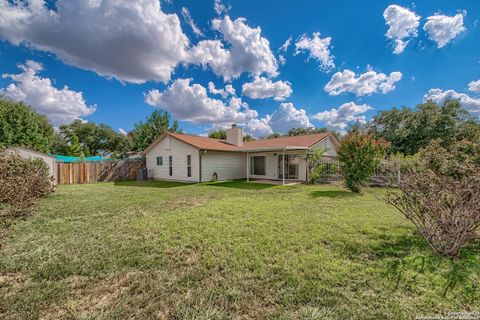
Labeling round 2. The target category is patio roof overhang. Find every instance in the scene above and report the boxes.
[237,146,309,153]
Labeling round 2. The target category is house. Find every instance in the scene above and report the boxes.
[6,147,57,185]
[143,125,339,184]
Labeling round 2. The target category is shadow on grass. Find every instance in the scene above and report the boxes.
[357,230,480,299]
[114,180,190,188]
[309,190,359,198]
[205,180,275,190]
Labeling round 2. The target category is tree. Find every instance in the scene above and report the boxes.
[338,130,389,193]
[209,129,226,140]
[0,97,55,153]
[370,100,480,155]
[384,140,480,258]
[131,110,179,151]
[243,134,254,142]
[265,133,281,139]
[287,127,328,136]
[56,120,132,158]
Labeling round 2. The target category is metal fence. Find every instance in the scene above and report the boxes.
[309,157,402,187]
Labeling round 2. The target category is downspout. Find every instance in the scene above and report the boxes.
[199,150,206,182]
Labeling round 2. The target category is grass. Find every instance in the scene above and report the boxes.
[0,180,478,319]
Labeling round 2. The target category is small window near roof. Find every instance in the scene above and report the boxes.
[156,156,163,166]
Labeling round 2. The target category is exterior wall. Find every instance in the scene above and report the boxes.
[201,151,246,181]
[311,135,338,156]
[248,150,308,181]
[145,136,200,182]
[8,147,57,185]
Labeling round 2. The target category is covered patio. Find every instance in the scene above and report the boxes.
[245,147,309,185]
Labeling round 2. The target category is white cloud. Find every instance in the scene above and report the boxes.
[0,0,190,84]
[213,0,229,15]
[244,102,312,137]
[145,78,257,125]
[118,128,128,136]
[424,89,480,116]
[242,77,292,101]
[1,60,96,126]
[244,117,273,137]
[325,69,402,96]
[423,13,466,48]
[468,80,480,93]
[208,82,236,98]
[383,5,420,54]
[279,55,287,66]
[279,36,292,52]
[187,16,278,81]
[294,32,335,72]
[269,103,312,133]
[181,7,204,37]
[313,102,372,131]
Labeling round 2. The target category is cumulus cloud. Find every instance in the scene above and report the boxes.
[213,0,229,15]
[294,32,335,72]
[187,16,278,81]
[279,36,292,53]
[383,5,420,54]
[313,102,372,131]
[181,7,204,37]
[118,128,128,136]
[244,102,312,137]
[423,13,466,48]
[208,82,236,98]
[468,80,480,93]
[0,0,190,84]
[244,117,273,137]
[242,77,292,101]
[1,60,96,126]
[145,78,257,125]
[424,88,480,116]
[325,69,402,96]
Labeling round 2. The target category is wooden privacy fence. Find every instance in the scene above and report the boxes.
[57,159,146,184]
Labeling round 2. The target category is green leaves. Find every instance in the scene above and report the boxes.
[0,97,55,153]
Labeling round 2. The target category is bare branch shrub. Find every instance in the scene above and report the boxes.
[384,140,480,258]
[0,148,53,221]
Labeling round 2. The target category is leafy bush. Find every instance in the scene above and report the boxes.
[0,149,53,221]
[307,149,327,184]
[384,140,480,258]
[337,131,389,192]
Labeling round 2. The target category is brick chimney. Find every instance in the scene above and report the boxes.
[226,124,243,146]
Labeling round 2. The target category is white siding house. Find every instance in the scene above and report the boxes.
[143,127,339,184]
[6,147,57,185]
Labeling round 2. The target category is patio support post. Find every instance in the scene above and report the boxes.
[246,152,250,182]
[282,148,285,185]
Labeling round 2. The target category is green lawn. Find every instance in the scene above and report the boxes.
[1,180,478,319]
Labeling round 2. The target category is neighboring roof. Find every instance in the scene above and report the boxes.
[52,154,106,163]
[143,131,335,153]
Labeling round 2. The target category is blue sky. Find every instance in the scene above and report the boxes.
[0,0,479,137]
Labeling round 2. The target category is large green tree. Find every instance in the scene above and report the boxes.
[370,100,480,155]
[0,97,55,153]
[131,110,179,151]
[56,120,132,158]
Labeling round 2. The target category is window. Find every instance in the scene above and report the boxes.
[156,156,163,166]
[169,156,173,176]
[250,156,266,175]
[187,155,192,177]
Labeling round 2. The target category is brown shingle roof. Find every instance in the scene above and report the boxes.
[162,131,333,152]
[167,132,240,151]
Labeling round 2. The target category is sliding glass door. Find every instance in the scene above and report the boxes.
[278,155,299,179]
